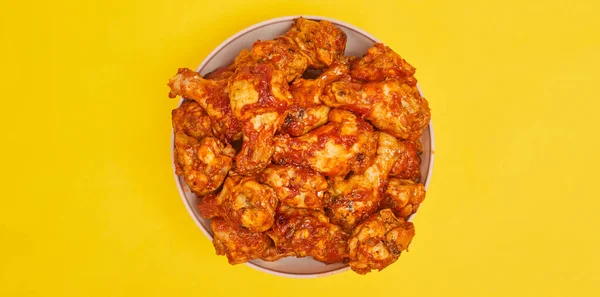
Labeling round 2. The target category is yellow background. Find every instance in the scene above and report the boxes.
[1,0,599,296]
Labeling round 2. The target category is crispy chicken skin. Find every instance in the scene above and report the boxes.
[280,59,352,136]
[219,175,278,232]
[259,164,328,209]
[351,43,417,85]
[286,18,347,68]
[348,209,415,274]
[267,205,349,263]
[322,78,430,141]
[389,140,421,181]
[228,62,294,175]
[211,217,271,265]
[173,132,235,196]
[172,100,212,140]
[381,179,426,219]
[168,68,242,143]
[272,109,378,177]
[325,132,403,231]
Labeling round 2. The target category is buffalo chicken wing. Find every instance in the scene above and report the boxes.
[322,79,430,141]
[212,217,271,265]
[228,62,294,175]
[171,101,212,140]
[325,132,403,231]
[348,209,415,274]
[173,132,235,196]
[267,205,349,263]
[351,43,417,85]
[272,109,378,177]
[219,175,279,232]
[389,140,422,181]
[280,58,353,136]
[259,164,328,209]
[168,68,242,143]
[381,179,426,219]
[285,17,347,68]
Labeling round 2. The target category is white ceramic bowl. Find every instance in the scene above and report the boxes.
[172,15,435,278]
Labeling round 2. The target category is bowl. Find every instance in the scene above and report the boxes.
[172,15,435,277]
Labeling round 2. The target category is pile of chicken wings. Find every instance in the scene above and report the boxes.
[168,18,430,274]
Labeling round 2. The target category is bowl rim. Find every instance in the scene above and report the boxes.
[171,15,435,278]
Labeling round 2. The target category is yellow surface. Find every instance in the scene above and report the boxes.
[1,0,599,296]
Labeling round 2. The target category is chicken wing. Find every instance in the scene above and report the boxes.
[267,205,349,264]
[168,68,242,143]
[211,217,271,265]
[259,164,328,209]
[381,179,426,219]
[228,62,294,175]
[272,109,378,177]
[351,43,417,85]
[174,132,235,196]
[285,17,347,68]
[289,58,353,105]
[196,173,240,219]
[249,37,308,82]
[171,100,212,140]
[389,140,421,181]
[280,104,331,137]
[348,209,415,274]
[218,175,278,232]
[322,79,431,141]
[198,168,284,221]
[222,30,320,173]
[325,132,403,231]
[280,59,353,136]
